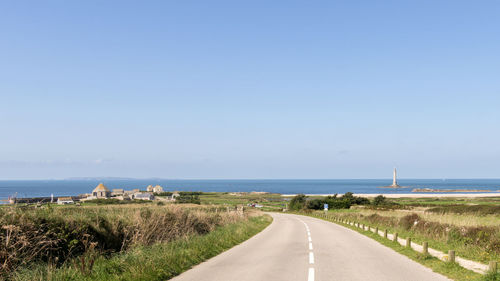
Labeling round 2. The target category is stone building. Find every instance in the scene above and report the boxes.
[153,185,163,193]
[92,183,111,198]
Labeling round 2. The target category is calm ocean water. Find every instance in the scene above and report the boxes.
[1,179,500,199]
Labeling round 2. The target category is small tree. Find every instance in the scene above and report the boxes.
[290,194,307,210]
[373,195,386,206]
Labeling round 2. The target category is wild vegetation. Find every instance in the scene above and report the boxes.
[427,205,500,215]
[13,215,271,281]
[289,192,380,211]
[0,203,263,280]
[285,193,500,278]
[175,194,201,204]
[314,205,500,265]
[83,198,152,205]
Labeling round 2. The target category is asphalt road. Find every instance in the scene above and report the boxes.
[171,213,451,281]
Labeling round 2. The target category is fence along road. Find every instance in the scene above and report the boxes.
[171,213,451,281]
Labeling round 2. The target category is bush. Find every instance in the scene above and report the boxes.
[306,196,351,210]
[340,192,370,205]
[155,192,173,197]
[289,194,307,210]
[372,195,386,205]
[175,195,201,204]
[179,191,204,196]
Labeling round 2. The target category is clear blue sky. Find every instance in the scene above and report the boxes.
[1,1,499,179]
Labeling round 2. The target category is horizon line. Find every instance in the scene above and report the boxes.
[1,177,500,181]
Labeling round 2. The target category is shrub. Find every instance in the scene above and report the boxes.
[306,196,351,210]
[175,194,201,204]
[372,195,386,205]
[0,205,243,278]
[340,192,370,205]
[155,192,173,197]
[290,194,307,210]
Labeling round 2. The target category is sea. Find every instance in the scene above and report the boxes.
[1,179,500,200]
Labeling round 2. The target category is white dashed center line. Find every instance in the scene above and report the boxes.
[308,267,315,281]
[298,219,315,281]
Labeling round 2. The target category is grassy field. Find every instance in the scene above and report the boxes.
[390,196,500,206]
[0,203,270,280]
[3,192,499,280]
[318,204,500,265]
[198,192,286,211]
[13,215,271,281]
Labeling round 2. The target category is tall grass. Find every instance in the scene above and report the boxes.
[0,204,246,279]
[13,215,271,281]
[427,205,500,215]
[330,211,500,264]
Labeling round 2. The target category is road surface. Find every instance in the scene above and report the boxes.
[172,213,451,281]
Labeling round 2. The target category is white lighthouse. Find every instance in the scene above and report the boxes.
[392,168,399,187]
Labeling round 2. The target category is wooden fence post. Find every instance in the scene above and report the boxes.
[406,237,411,248]
[375,227,378,234]
[489,261,497,273]
[393,233,398,242]
[423,242,428,255]
[384,229,388,238]
[448,250,455,263]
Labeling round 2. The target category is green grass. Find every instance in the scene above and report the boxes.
[391,197,500,207]
[304,213,500,281]
[427,205,500,215]
[324,209,500,264]
[14,215,272,281]
[199,192,286,211]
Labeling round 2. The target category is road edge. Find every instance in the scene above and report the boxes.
[288,212,495,281]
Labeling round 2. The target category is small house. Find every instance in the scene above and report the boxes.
[57,197,74,205]
[153,185,163,193]
[92,183,111,198]
[146,185,154,192]
[134,192,154,201]
[171,192,180,201]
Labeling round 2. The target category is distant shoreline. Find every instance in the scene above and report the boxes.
[282,193,500,198]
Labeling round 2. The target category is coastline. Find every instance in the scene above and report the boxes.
[282,193,500,198]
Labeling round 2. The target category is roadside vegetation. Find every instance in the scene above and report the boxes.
[314,214,494,281]
[286,193,500,279]
[290,194,500,280]
[0,203,270,280]
[3,190,498,280]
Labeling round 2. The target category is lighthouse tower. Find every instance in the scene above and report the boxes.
[392,168,398,187]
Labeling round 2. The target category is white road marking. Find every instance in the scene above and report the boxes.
[299,219,315,281]
[308,267,315,281]
[309,252,315,264]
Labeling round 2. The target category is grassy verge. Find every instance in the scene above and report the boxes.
[298,212,500,281]
[1,204,249,277]
[326,209,500,264]
[14,215,272,281]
